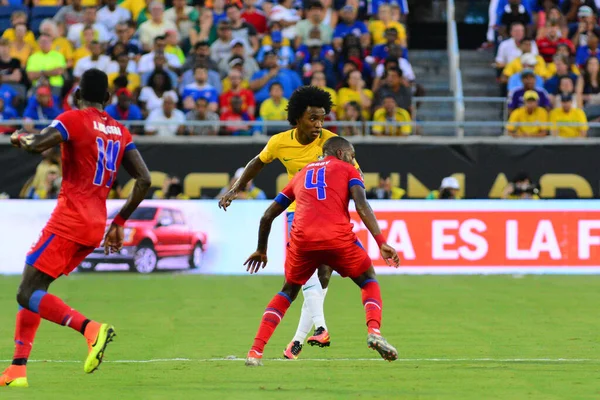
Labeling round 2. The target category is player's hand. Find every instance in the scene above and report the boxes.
[244,251,268,274]
[103,223,124,255]
[218,188,239,211]
[380,243,400,268]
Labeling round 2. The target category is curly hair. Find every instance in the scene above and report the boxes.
[286,85,333,125]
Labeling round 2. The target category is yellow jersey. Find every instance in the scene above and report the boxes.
[507,107,549,136]
[372,107,412,136]
[258,128,358,212]
[502,55,547,78]
[549,107,588,138]
[1,29,37,50]
[368,20,407,46]
[545,62,580,79]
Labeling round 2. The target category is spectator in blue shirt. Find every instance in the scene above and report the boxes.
[249,51,302,104]
[370,0,409,21]
[181,66,219,112]
[544,55,579,94]
[256,31,294,67]
[333,5,370,51]
[372,27,409,62]
[0,84,18,109]
[0,97,19,134]
[575,31,600,67]
[105,88,144,134]
[508,70,552,111]
[23,86,63,133]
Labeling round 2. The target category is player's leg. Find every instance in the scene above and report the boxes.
[249,244,318,366]
[326,242,398,361]
[304,265,334,347]
[247,282,302,366]
[350,267,398,362]
[17,233,115,374]
[0,265,50,388]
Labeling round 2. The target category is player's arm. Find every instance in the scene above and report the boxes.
[350,184,400,267]
[218,155,266,211]
[10,127,64,153]
[103,149,151,255]
[245,187,294,274]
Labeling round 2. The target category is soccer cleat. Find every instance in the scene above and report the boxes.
[367,332,398,362]
[0,365,28,388]
[84,323,116,374]
[245,350,263,367]
[283,340,303,359]
[307,326,330,347]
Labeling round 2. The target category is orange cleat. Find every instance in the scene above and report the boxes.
[307,326,330,348]
[0,365,28,388]
[245,350,263,367]
[283,340,303,359]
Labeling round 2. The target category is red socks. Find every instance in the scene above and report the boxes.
[34,291,90,334]
[251,292,292,354]
[12,308,41,365]
[361,280,382,332]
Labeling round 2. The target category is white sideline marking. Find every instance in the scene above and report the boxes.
[1,358,598,364]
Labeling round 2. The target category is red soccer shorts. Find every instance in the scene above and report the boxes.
[26,229,96,279]
[285,241,372,285]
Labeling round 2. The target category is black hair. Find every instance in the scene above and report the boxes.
[269,82,283,91]
[148,70,173,92]
[382,94,397,102]
[80,68,108,104]
[322,136,352,156]
[286,85,333,125]
[113,75,129,89]
[513,172,531,183]
[383,67,402,79]
[225,3,240,11]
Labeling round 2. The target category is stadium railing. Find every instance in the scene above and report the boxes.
[447,0,465,138]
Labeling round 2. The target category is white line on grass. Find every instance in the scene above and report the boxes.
[1,358,598,363]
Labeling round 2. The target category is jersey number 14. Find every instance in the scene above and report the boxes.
[94,137,120,188]
[305,167,327,200]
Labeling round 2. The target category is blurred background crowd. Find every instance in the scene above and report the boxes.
[0,0,419,136]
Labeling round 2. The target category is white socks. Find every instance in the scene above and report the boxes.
[292,271,328,343]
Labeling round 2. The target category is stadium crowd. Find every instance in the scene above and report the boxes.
[0,0,417,136]
[487,0,600,137]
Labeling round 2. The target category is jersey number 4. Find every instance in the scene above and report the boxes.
[305,167,327,200]
[94,138,120,188]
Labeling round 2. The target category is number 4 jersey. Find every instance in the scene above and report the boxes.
[275,155,365,251]
[45,108,135,247]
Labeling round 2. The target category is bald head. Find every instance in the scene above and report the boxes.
[322,136,355,164]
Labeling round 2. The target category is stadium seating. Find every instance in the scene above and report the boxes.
[30,6,62,35]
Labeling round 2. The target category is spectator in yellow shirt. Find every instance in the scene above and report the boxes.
[545,43,580,79]
[372,95,412,136]
[337,70,373,120]
[259,82,288,121]
[1,11,38,50]
[501,45,547,83]
[549,93,588,138]
[506,90,549,137]
[368,4,407,47]
[107,53,142,93]
[310,71,337,113]
[9,24,34,68]
[40,19,74,69]
[72,26,95,64]
[121,0,150,22]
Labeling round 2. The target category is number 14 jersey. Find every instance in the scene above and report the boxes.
[275,156,365,251]
[45,108,135,247]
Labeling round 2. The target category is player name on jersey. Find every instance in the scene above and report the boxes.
[93,121,122,136]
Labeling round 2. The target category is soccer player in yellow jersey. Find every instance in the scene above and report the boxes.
[219,86,361,360]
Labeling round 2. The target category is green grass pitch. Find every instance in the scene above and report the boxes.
[0,274,599,399]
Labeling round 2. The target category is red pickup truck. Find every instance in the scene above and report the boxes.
[79,205,207,273]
